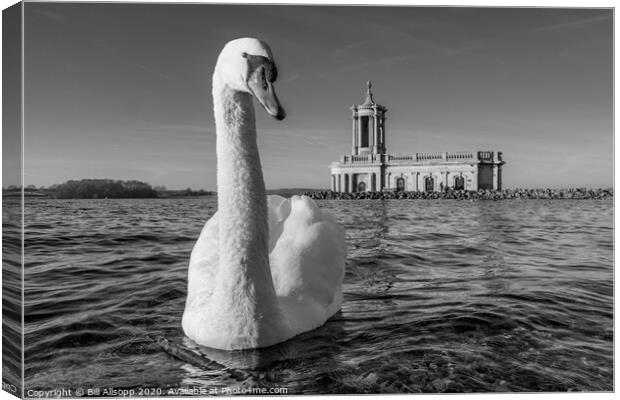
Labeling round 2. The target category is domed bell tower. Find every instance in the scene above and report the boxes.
[350,81,387,155]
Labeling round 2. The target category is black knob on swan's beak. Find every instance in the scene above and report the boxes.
[274,106,286,121]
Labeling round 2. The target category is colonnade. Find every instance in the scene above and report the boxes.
[331,172,379,193]
[384,171,473,192]
[332,171,475,193]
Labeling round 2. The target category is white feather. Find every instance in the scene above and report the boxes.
[182,38,346,350]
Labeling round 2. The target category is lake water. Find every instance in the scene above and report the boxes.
[16,197,613,394]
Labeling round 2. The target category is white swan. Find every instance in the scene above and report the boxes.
[182,38,346,350]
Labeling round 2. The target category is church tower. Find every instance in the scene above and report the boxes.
[350,81,387,156]
[330,81,504,193]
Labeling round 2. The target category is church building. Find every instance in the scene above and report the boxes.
[329,82,505,193]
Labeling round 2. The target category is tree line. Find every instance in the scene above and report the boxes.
[2,180,216,199]
[49,179,158,199]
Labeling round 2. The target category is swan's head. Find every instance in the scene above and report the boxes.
[215,38,286,120]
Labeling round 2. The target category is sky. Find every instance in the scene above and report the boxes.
[12,2,613,190]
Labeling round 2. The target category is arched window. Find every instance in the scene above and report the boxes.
[357,182,366,192]
[425,176,434,192]
[371,173,376,191]
[344,175,350,193]
[454,175,465,190]
[396,177,405,192]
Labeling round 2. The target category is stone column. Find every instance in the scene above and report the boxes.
[351,117,357,155]
[382,118,386,152]
[497,165,502,190]
[493,165,499,190]
[373,113,379,154]
[470,171,477,190]
[357,118,363,149]
[378,118,383,152]
[370,116,375,151]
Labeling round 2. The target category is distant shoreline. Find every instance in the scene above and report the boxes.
[3,187,613,200]
[2,178,216,199]
[2,187,320,199]
[1,191,217,199]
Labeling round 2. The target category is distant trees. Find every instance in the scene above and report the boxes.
[156,187,214,197]
[50,179,158,199]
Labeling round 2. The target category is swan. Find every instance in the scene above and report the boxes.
[182,38,346,350]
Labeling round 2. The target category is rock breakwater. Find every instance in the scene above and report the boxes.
[303,188,613,201]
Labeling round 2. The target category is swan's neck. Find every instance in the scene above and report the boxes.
[213,79,276,306]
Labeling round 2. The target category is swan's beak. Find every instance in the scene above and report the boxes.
[247,68,286,121]
[251,82,286,121]
[263,86,286,121]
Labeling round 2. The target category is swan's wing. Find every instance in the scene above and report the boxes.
[268,195,346,317]
[267,195,292,252]
[186,212,219,305]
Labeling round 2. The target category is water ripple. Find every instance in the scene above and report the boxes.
[12,197,613,393]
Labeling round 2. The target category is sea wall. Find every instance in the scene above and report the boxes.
[303,188,613,201]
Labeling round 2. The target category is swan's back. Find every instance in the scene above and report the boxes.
[268,195,346,334]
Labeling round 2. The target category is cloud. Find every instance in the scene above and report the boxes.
[128,122,214,137]
[322,12,613,76]
[260,128,338,152]
[450,13,612,55]
[149,123,213,134]
[279,73,300,84]
[130,60,177,84]
[331,40,373,58]
[316,53,416,78]
[511,14,611,37]
[35,9,66,23]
